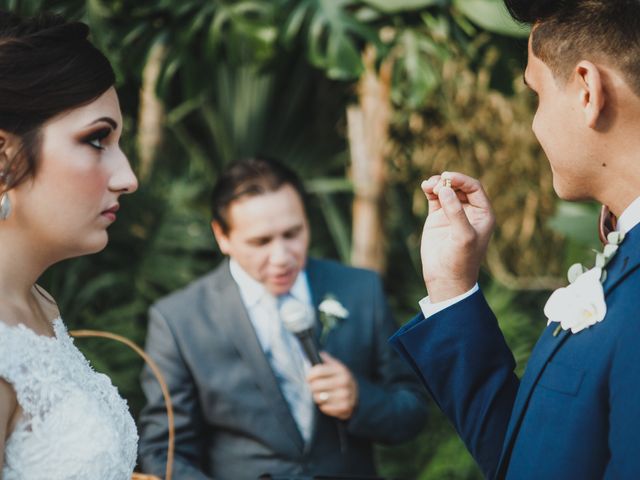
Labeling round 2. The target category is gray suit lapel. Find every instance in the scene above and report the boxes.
[304,259,347,452]
[303,259,327,450]
[306,258,330,344]
[302,258,349,452]
[206,261,305,452]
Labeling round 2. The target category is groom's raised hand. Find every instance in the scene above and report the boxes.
[420,172,495,303]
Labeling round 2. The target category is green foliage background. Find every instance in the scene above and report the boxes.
[2,0,602,478]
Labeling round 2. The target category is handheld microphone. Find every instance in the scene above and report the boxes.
[280,295,349,453]
[280,296,322,365]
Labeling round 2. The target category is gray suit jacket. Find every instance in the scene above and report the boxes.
[138,258,427,480]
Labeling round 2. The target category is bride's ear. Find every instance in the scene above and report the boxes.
[0,130,20,181]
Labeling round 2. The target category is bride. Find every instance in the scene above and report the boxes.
[0,10,139,480]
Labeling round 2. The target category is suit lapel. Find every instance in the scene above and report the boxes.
[300,259,327,450]
[305,258,329,344]
[495,326,570,477]
[602,228,640,296]
[496,228,640,477]
[206,261,304,452]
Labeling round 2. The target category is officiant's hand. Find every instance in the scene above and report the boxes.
[420,172,495,302]
[307,352,358,420]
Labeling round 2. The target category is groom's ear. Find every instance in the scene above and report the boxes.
[574,61,605,129]
[211,221,231,255]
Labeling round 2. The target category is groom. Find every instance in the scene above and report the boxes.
[391,1,640,479]
[138,157,427,479]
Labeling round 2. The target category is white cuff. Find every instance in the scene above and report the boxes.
[419,284,479,319]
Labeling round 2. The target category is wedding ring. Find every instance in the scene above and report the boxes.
[318,391,330,403]
[443,177,452,188]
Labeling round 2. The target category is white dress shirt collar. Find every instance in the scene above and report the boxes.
[229,259,268,308]
[228,259,311,306]
[228,259,313,364]
[616,196,640,234]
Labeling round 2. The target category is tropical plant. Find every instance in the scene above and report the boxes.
[3,0,578,477]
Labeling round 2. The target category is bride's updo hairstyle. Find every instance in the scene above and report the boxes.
[0,10,115,194]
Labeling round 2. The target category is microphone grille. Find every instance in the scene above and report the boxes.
[279,296,314,333]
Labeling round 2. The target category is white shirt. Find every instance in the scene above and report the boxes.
[419,196,640,318]
[615,195,640,235]
[229,259,313,369]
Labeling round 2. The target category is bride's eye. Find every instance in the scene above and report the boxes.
[83,128,111,150]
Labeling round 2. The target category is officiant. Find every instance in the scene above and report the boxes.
[138,157,427,480]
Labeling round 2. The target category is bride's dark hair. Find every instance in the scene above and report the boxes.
[0,10,115,192]
[503,0,567,23]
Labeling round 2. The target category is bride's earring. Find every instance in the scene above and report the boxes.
[0,192,11,220]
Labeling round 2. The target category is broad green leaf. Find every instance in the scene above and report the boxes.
[453,0,529,37]
[282,0,378,81]
[316,193,351,263]
[354,6,382,22]
[361,0,444,14]
[326,32,363,80]
[74,273,128,312]
[305,178,353,194]
[165,97,203,125]
[548,201,600,248]
[120,22,152,47]
[282,2,311,45]
[391,29,444,107]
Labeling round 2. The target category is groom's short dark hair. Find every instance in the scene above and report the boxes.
[211,157,307,233]
[504,0,640,97]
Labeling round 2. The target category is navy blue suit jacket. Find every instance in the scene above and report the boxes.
[390,227,640,479]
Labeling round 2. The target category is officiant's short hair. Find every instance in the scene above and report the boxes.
[505,0,640,97]
[211,157,307,233]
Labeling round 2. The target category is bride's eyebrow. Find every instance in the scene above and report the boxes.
[85,116,118,130]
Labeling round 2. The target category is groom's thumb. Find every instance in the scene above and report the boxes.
[438,187,474,239]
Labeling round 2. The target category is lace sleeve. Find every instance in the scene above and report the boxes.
[1,319,138,480]
[0,324,26,401]
[0,322,63,419]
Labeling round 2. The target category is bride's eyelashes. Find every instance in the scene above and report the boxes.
[82,127,112,151]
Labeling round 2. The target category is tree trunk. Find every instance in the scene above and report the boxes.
[136,42,167,180]
[348,45,392,273]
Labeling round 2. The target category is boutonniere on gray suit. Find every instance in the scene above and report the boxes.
[317,295,349,344]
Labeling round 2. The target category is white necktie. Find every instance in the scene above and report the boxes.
[266,294,314,443]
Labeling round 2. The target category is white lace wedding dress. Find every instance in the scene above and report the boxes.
[0,317,138,480]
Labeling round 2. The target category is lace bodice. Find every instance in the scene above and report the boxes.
[0,318,138,480]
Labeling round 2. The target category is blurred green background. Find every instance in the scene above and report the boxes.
[2,0,604,478]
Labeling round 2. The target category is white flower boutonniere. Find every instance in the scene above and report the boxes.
[544,267,606,334]
[318,295,349,343]
[544,230,625,336]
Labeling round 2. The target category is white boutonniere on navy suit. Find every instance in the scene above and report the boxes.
[545,231,625,336]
